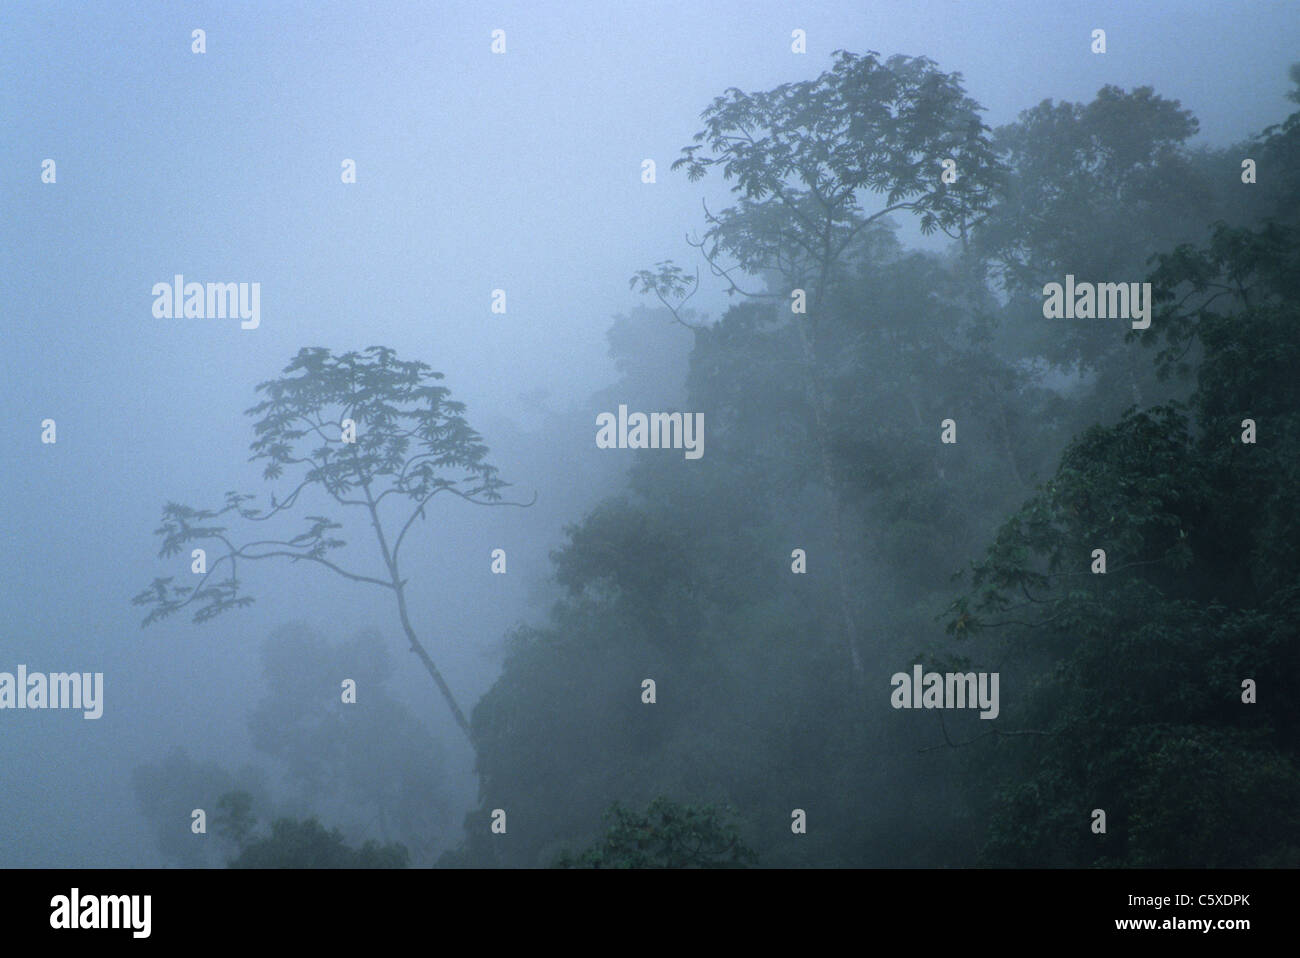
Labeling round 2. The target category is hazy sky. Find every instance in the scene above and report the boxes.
[2,0,1297,866]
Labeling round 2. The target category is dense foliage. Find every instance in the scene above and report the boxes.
[447,57,1300,867]
[553,798,757,869]
[131,51,1300,870]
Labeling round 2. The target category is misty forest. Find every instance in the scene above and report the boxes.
[5,5,1299,870]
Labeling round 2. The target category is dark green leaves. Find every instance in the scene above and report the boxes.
[552,797,757,869]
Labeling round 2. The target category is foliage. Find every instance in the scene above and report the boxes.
[132,625,454,867]
[447,60,1300,869]
[676,49,1001,264]
[132,346,508,627]
[945,219,1300,866]
[218,790,409,868]
[553,797,757,869]
[131,345,527,741]
[131,748,274,867]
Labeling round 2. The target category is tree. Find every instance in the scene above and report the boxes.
[213,789,258,848]
[131,747,275,867]
[1239,62,1300,232]
[457,261,1023,866]
[552,797,757,869]
[942,220,1300,866]
[452,53,1034,868]
[973,85,1212,414]
[977,85,1203,300]
[248,623,455,864]
[215,790,409,868]
[131,346,532,743]
[635,49,1003,676]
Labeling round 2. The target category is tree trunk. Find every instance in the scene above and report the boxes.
[394,579,474,743]
[797,319,864,676]
[363,483,475,746]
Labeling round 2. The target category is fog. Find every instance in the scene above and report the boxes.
[2,0,1298,868]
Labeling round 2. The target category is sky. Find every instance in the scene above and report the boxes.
[1,0,1297,866]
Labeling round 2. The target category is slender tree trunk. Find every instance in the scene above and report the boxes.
[362,483,475,745]
[393,578,474,742]
[796,314,863,676]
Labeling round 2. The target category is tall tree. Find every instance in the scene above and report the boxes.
[973,85,1211,413]
[131,346,532,743]
[635,49,1003,675]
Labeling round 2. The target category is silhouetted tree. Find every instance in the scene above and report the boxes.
[131,346,533,742]
[635,49,1004,676]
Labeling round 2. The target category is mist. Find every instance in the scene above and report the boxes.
[3,0,1298,869]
